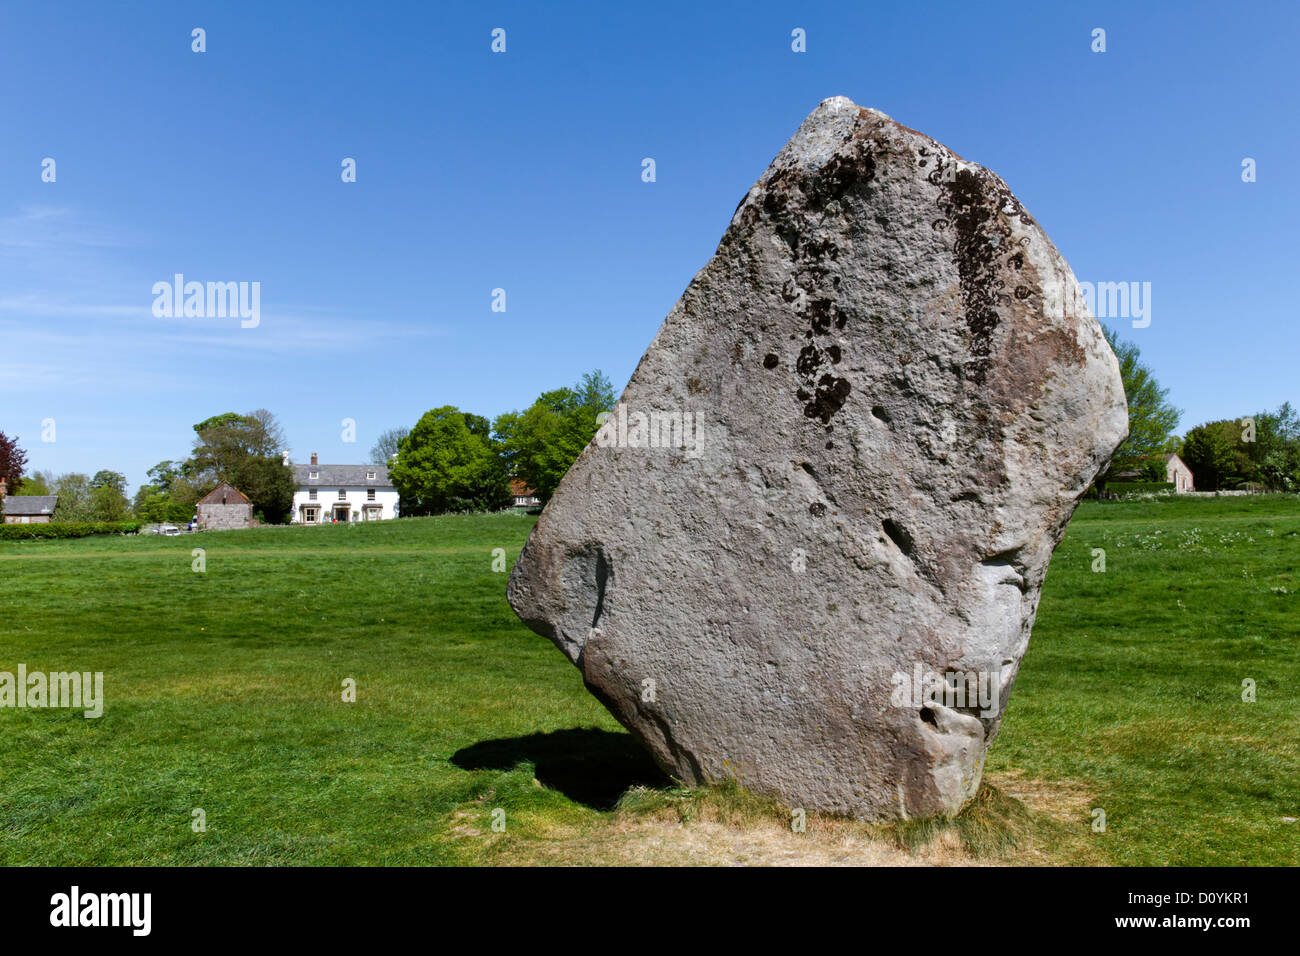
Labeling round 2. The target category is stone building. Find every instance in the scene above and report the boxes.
[1113,453,1196,493]
[1163,453,1195,493]
[1,475,59,523]
[196,482,254,530]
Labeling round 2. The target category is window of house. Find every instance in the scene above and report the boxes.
[367,489,376,501]
[309,470,319,479]
[309,489,317,500]
[366,471,376,480]
[337,489,346,500]
[304,507,318,523]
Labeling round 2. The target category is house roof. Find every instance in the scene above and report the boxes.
[1,495,58,516]
[509,479,537,496]
[292,463,393,488]
[198,482,251,505]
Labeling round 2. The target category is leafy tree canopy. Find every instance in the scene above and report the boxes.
[232,455,295,524]
[18,471,52,497]
[91,470,127,495]
[185,409,292,523]
[390,406,510,515]
[494,370,616,501]
[1181,404,1300,491]
[1099,326,1181,485]
[189,409,286,484]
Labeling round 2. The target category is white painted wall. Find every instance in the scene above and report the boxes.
[291,487,400,523]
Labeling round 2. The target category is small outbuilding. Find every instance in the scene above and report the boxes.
[1163,453,1195,493]
[510,479,541,511]
[2,495,59,524]
[196,482,254,530]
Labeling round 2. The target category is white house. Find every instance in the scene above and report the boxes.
[289,453,399,524]
[509,479,541,511]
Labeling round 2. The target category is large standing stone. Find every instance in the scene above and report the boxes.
[507,97,1127,820]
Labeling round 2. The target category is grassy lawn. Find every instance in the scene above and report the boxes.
[0,497,1296,865]
[991,494,1300,865]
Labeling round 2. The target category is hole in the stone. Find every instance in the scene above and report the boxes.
[882,518,914,555]
[919,707,938,728]
[592,548,610,628]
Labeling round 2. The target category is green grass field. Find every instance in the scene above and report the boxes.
[1,496,1297,865]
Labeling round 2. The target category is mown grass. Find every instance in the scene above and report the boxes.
[0,496,1296,865]
[989,494,1300,865]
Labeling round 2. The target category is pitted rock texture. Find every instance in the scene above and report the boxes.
[507,97,1128,820]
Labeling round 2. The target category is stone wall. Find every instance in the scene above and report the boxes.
[198,503,253,530]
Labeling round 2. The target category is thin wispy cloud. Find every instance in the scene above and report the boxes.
[0,296,145,319]
[0,200,450,398]
[0,204,134,254]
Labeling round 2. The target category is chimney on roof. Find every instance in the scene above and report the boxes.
[311,452,318,466]
[0,476,6,499]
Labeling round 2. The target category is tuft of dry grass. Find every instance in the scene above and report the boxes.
[444,774,1103,867]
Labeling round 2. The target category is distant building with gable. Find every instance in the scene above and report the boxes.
[1112,453,1195,493]
[0,475,59,524]
[1163,453,1195,493]
[510,480,541,511]
[197,482,254,530]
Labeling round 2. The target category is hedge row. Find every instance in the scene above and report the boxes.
[0,521,142,541]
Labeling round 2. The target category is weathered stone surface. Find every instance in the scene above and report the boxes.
[508,97,1127,820]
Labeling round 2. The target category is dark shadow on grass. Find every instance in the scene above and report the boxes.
[452,727,671,810]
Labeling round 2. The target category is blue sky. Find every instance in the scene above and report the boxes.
[2,0,1296,490]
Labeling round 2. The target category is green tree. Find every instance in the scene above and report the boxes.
[1245,403,1300,491]
[146,460,184,495]
[89,484,131,521]
[495,370,616,501]
[134,491,170,523]
[18,470,52,497]
[135,474,203,521]
[232,456,295,524]
[133,461,184,519]
[1098,326,1181,489]
[189,409,286,484]
[390,406,510,515]
[462,413,491,438]
[47,473,93,521]
[91,470,128,496]
[135,491,193,523]
[1181,421,1241,491]
[185,410,291,522]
